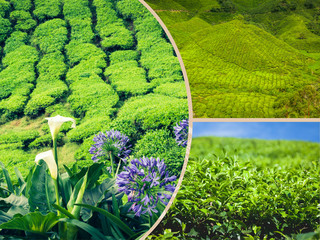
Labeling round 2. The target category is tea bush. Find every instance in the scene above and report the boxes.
[154,82,187,98]
[63,0,94,43]
[3,31,28,54]
[33,0,62,21]
[93,0,134,49]
[0,0,10,17]
[0,45,38,119]
[150,137,320,239]
[134,129,186,176]
[105,60,152,97]
[113,94,188,141]
[109,50,139,65]
[0,17,11,43]
[25,52,68,117]
[31,19,68,54]
[10,10,36,31]
[10,0,32,11]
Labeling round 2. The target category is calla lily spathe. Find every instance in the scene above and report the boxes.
[35,150,58,180]
[45,115,76,140]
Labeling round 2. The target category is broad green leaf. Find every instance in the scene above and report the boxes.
[0,212,59,234]
[28,162,55,214]
[59,172,72,207]
[71,172,88,219]
[0,162,14,193]
[75,203,135,237]
[81,178,117,222]
[0,194,29,210]
[59,218,108,240]
[52,204,76,219]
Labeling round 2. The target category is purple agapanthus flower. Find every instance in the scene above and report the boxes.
[89,130,131,162]
[174,119,188,147]
[116,157,177,217]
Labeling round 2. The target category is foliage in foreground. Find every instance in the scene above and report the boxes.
[148,137,320,239]
[0,116,185,239]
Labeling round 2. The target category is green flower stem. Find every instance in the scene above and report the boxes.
[109,152,114,177]
[53,179,60,216]
[53,138,60,215]
[115,160,121,177]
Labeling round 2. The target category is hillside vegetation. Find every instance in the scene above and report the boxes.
[146,0,320,118]
[148,136,320,239]
[0,0,188,179]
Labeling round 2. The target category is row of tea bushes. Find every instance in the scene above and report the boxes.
[65,42,119,142]
[33,0,62,21]
[0,45,38,122]
[93,0,133,50]
[25,18,69,117]
[105,50,152,97]
[116,0,183,85]
[63,0,94,44]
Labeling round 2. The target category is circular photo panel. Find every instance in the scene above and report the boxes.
[0,0,191,239]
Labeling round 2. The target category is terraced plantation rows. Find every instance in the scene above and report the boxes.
[0,0,188,179]
[145,0,320,118]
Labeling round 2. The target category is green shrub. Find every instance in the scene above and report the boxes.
[0,142,24,150]
[0,130,39,145]
[65,42,106,65]
[10,0,32,11]
[94,0,122,30]
[31,19,68,53]
[74,136,95,161]
[63,0,91,20]
[134,129,185,176]
[25,52,68,117]
[0,45,38,119]
[153,82,187,98]
[0,17,11,43]
[63,0,94,43]
[114,94,188,134]
[0,0,10,17]
[105,61,152,96]
[28,133,63,148]
[109,50,139,65]
[33,0,62,21]
[93,0,134,50]
[0,149,34,179]
[68,18,94,43]
[10,10,37,31]
[3,31,28,54]
[67,116,111,142]
[67,76,118,117]
[116,0,149,20]
[2,45,38,66]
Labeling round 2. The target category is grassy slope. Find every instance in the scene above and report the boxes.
[146,0,320,118]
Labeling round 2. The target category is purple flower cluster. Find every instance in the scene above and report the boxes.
[116,157,176,217]
[174,119,188,147]
[89,130,131,162]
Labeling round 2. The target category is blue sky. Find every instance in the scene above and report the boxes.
[193,122,320,142]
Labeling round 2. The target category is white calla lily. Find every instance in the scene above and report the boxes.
[35,150,58,180]
[45,115,76,140]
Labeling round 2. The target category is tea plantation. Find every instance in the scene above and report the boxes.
[0,0,188,179]
[148,137,320,239]
[145,0,320,118]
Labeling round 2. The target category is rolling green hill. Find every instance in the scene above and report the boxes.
[145,0,320,118]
